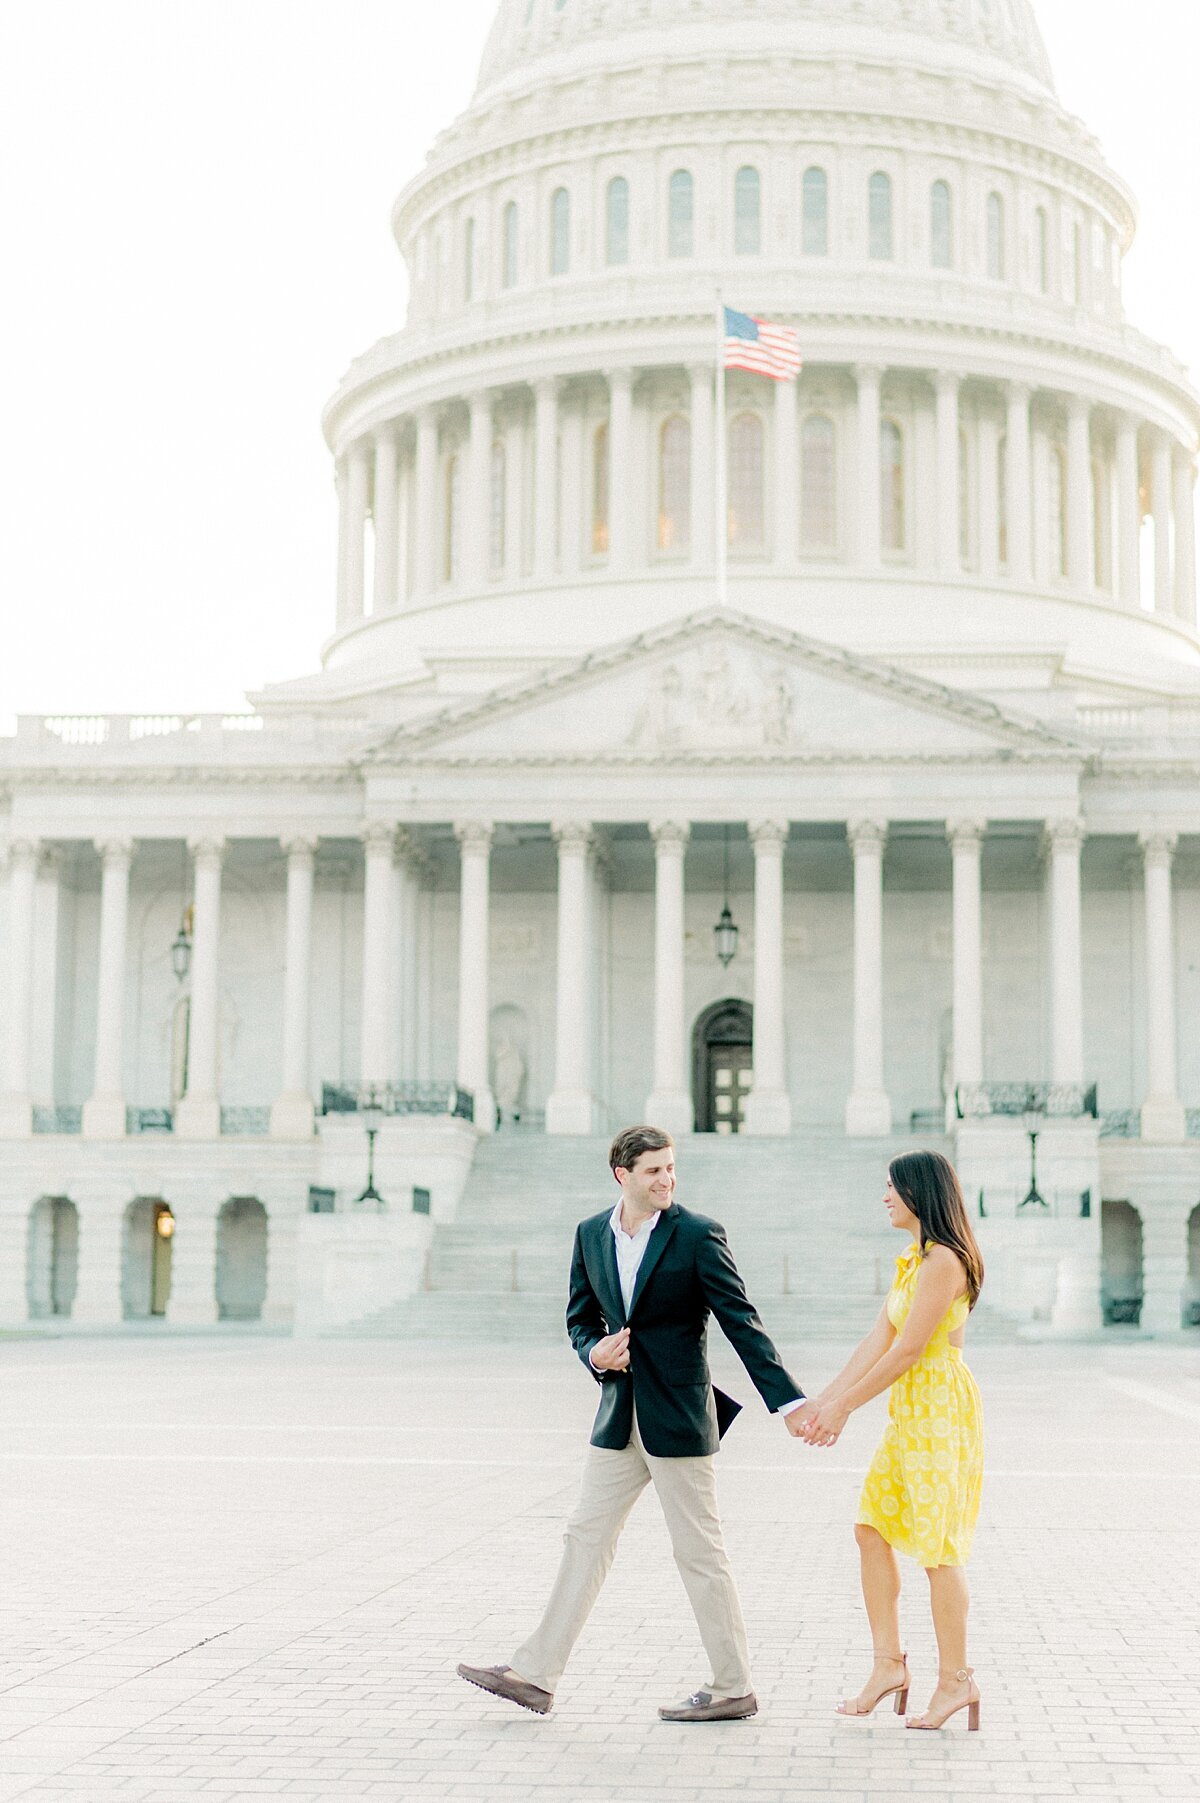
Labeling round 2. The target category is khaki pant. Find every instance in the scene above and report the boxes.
[510,1411,753,1698]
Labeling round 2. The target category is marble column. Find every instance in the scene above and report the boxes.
[645,820,692,1136]
[845,818,892,1137]
[743,819,791,1136]
[1045,819,1085,1088]
[934,371,961,574]
[856,365,882,568]
[559,399,583,576]
[464,391,492,590]
[978,413,1000,581]
[82,838,134,1138]
[773,377,799,568]
[947,819,985,1116]
[0,838,39,1136]
[371,431,399,614]
[1115,414,1142,609]
[533,378,558,580]
[608,369,634,570]
[1004,382,1033,582]
[689,363,715,568]
[546,821,596,1135]
[336,441,370,628]
[360,822,396,1089]
[503,413,524,579]
[1139,830,1185,1140]
[1173,450,1196,626]
[1065,396,1094,591]
[454,821,496,1132]
[1151,432,1173,617]
[175,837,224,1139]
[413,406,439,599]
[271,836,318,1138]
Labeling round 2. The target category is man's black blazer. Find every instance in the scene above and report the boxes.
[565,1201,804,1458]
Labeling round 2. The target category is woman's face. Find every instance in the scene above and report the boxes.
[883,1173,919,1235]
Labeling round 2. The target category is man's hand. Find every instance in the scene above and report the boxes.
[802,1398,850,1446]
[784,1401,818,1438]
[590,1328,631,1372]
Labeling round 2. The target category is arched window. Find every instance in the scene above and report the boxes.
[930,180,952,268]
[728,411,764,549]
[668,169,693,258]
[1036,206,1050,294]
[987,192,1005,280]
[802,167,828,256]
[606,176,629,266]
[958,428,972,566]
[489,441,506,575]
[1049,444,1067,577]
[734,165,761,254]
[550,187,570,275]
[658,416,691,552]
[869,172,893,260]
[591,421,609,555]
[880,419,905,552]
[800,414,836,549]
[997,433,1008,568]
[502,200,518,288]
[464,217,476,301]
[443,454,460,583]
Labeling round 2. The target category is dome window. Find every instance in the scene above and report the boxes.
[502,200,519,289]
[606,177,630,267]
[734,166,761,255]
[987,192,1006,281]
[550,187,570,276]
[880,419,905,552]
[802,167,827,256]
[930,181,953,269]
[728,411,765,549]
[658,416,691,553]
[800,414,836,550]
[668,170,694,258]
[868,172,893,261]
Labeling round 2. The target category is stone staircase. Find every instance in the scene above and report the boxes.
[338,1129,1018,1342]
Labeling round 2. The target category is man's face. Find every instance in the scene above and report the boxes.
[617,1146,676,1213]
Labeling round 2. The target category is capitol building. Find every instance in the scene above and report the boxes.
[3,0,1199,1338]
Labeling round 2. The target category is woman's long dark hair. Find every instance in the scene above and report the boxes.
[888,1150,984,1309]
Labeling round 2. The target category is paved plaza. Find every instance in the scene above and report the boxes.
[0,1327,1197,1803]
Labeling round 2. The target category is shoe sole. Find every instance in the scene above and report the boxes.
[659,1710,758,1723]
[457,1668,552,1715]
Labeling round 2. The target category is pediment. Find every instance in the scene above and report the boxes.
[363,610,1081,766]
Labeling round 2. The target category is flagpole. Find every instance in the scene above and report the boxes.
[714,293,728,610]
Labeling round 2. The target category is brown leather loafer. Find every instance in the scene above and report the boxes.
[457,1663,553,1715]
[659,1689,758,1722]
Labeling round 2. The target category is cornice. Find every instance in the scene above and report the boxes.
[0,767,359,790]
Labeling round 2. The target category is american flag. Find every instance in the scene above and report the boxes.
[722,306,803,381]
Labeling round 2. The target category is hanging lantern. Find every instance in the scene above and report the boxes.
[713,827,739,967]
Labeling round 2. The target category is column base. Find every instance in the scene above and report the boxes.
[545,1089,597,1135]
[844,1090,893,1138]
[742,1089,792,1136]
[0,1095,33,1139]
[270,1093,315,1139]
[644,1089,693,1138]
[175,1097,221,1140]
[472,1085,497,1134]
[1140,1096,1186,1142]
[82,1094,127,1139]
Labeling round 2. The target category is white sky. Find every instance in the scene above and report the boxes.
[1,0,1196,717]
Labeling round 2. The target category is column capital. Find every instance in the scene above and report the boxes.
[281,833,319,859]
[946,817,986,851]
[5,837,41,866]
[748,817,789,850]
[847,817,889,853]
[467,387,493,416]
[1045,817,1086,853]
[606,366,634,393]
[551,819,594,855]
[533,374,560,400]
[372,424,397,451]
[187,835,226,864]
[95,837,135,864]
[1138,828,1178,865]
[359,819,398,854]
[934,368,962,395]
[1065,393,1093,423]
[38,845,66,875]
[454,819,494,853]
[649,819,690,851]
[1005,379,1033,404]
[688,361,713,386]
[854,362,884,386]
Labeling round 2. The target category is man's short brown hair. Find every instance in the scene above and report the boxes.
[609,1124,674,1177]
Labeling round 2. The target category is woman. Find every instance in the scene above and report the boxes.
[801,1150,984,1732]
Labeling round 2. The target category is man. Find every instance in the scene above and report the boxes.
[458,1124,812,1723]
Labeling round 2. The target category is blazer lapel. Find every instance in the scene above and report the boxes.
[628,1204,679,1318]
[590,1215,626,1328]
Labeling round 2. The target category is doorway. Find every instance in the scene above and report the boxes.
[692,998,754,1134]
[1100,1199,1143,1325]
[216,1197,268,1320]
[122,1199,174,1319]
[27,1197,79,1319]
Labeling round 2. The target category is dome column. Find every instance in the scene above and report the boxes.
[533,379,559,580]
[1115,414,1142,608]
[1174,449,1197,626]
[413,406,439,600]
[689,364,714,568]
[1151,431,1173,616]
[934,372,961,575]
[465,390,494,590]
[607,369,634,571]
[371,431,399,614]
[335,442,369,628]
[1139,831,1185,1141]
[1004,383,1032,582]
[1065,397,1094,592]
[855,365,882,568]
[978,411,1001,581]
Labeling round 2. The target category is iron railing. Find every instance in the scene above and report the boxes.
[31,1105,82,1135]
[1100,1110,1140,1139]
[955,1082,1098,1120]
[126,1107,174,1134]
[321,1081,475,1123]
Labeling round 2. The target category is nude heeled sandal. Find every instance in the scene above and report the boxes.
[905,1666,980,1731]
[835,1653,910,1717]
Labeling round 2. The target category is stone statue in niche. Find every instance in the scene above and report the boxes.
[491,1034,526,1127]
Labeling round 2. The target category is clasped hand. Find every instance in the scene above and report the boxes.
[784,1398,848,1447]
[591,1327,631,1371]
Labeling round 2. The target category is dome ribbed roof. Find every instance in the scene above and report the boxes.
[476,0,1056,101]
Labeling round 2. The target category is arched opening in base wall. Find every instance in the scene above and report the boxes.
[1101,1199,1143,1326]
[216,1197,268,1321]
[122,1199,174,1320]
[27,1197,78,1319]
[692,998,754,1134]
[1185,1204,1200,1329]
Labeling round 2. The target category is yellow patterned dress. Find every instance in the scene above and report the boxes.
[855,1243,984,1567]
